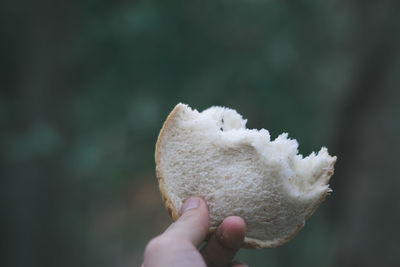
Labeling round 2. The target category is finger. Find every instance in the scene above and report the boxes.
[201,216,246,267]
[162,197,210,247]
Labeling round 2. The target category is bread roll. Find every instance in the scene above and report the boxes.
[155,103,336,248]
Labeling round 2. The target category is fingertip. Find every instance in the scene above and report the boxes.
[223,216,246,233]
[217,216,246,250]
[180,196,208,215]
[163,196,209,247]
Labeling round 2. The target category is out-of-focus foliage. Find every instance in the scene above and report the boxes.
[2,0,400,266]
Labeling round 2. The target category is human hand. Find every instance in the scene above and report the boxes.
[142,197,247,267]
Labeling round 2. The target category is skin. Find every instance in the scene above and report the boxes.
[142,197,247,267]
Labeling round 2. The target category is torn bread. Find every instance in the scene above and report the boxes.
[155,103,336,248]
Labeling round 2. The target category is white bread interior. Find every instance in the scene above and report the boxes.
[155,103,336,248]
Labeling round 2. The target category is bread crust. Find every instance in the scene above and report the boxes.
[155,104,181,222]
[155,103,336,249]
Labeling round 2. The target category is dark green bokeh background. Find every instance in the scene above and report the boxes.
[2,0,400,266]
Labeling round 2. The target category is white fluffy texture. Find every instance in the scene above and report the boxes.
[156,103,336,247]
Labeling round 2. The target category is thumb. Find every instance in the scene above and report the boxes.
[163,197,210,247]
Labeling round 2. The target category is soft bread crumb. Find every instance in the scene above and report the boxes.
[155,103,336,248]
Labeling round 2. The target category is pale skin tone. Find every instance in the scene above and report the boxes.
[142,197,247,267]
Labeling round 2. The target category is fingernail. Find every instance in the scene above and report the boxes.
[181,197,200,214]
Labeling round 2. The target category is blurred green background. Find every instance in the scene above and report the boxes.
[2,0,400,266]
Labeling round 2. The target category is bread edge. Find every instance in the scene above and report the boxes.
[155,103,337,249]
[155,104,182,222]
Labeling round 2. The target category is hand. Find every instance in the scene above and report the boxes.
[142,197,247,267]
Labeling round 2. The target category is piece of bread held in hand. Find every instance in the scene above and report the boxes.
[155,103,336,248]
